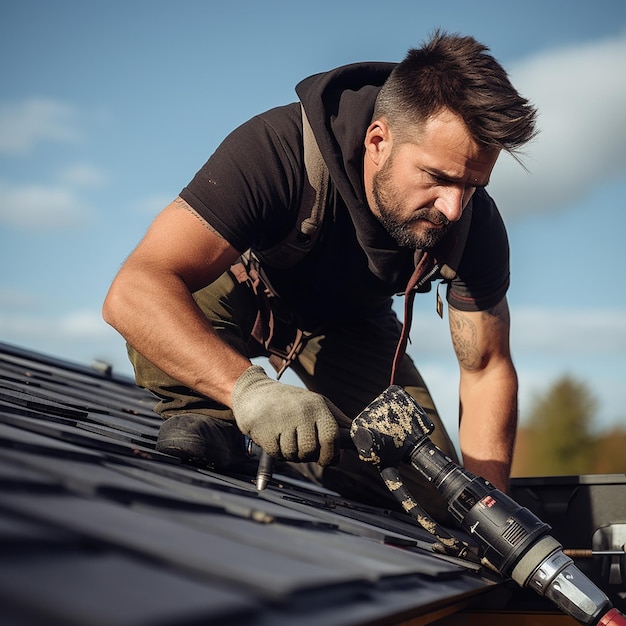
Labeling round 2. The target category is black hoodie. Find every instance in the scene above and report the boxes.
[180,63,510,328]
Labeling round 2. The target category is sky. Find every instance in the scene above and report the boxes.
[1,0,625,450]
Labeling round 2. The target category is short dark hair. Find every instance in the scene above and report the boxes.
[374,30,538,154]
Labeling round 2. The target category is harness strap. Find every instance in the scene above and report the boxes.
[228,104,329,378]
[230,253,308,379]
[390,251,436,385]
[254,104,330,268]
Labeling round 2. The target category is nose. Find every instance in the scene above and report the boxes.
[434,186,472,222]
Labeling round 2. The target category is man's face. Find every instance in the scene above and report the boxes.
[366,108,500,249]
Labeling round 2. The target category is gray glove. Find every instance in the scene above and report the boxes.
[231,365,342,466]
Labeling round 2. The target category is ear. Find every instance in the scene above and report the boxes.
[364,119,392,167]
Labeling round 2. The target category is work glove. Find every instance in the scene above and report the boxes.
[231,365,343,466]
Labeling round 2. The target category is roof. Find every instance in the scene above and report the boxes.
[0,340,504,626]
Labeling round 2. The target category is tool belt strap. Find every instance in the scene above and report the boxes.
[230,251,309,379]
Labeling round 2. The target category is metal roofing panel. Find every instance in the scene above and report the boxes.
[0,341,499,625]
[1,552,258,626]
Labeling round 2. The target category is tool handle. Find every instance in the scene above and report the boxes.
[565,549,596,559]
[255,450,275,491]
[564,549,626,558]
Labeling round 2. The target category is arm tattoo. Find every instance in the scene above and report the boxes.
[449,301,510,371]
[449,309,481,370]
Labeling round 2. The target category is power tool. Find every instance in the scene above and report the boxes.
[350,385,626,626]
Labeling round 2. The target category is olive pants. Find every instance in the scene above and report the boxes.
[128,270,459,521]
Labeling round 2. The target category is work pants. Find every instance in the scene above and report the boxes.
[127,269,459,521]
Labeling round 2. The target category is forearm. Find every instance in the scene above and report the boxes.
[458,361,518,493]
[103,266,250,407]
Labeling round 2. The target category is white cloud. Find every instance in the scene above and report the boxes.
[0,309,111,340]
[58,163,108,188]
[490,31,626,218]
[59,310,113,338]
[0,96,108,231]
[512,308,626,355]
[0,309,132,378]
[0,98,83,155]
[0,309,124,367]
[0,180,94,230]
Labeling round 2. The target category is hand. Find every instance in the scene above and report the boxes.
[231,365,342,465]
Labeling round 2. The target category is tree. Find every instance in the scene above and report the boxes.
[516,375,599,476]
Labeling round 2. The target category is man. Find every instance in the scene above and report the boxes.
[103,31,537,518]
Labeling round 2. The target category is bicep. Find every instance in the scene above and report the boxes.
[448,297,512,372]
[123,196,242,292]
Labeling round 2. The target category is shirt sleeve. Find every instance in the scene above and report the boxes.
[179,103,303,253]
[446,189,511,312]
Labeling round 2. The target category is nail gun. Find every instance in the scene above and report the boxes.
[350,385,626,626]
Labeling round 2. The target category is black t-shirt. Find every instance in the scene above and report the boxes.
[180,64,510,329]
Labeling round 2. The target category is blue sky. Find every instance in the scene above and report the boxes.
[1,0,625,447]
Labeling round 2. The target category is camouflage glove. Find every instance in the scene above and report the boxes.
[231,365,341,466]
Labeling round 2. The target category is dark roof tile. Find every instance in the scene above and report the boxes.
[0,341,498,625]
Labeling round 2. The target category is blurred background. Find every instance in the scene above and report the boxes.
[1,0,625,474]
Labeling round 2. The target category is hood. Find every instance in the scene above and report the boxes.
[295,62,395,208]
[296,62,420,283]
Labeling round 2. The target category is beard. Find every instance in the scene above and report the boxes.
[372,157,451,250]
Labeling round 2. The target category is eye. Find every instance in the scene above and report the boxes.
[423,170,446,185]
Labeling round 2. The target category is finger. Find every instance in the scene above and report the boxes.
[316,418,339,467]
[254,432,281,458]
[277,429,299,462]
[293,422,321,462]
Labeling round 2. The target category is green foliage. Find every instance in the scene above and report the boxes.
[517,375,600,476]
